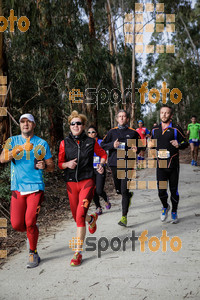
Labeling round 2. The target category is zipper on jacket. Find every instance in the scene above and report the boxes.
[75,142,80,182]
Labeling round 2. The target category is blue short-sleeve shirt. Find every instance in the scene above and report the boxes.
[6,135,52,192]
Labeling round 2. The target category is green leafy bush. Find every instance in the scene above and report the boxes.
[0,165,11,203]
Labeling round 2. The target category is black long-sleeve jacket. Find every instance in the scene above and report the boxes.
[101,126,141,167]
[151,123,188,168]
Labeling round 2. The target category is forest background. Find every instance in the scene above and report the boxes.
[0,0,199,234]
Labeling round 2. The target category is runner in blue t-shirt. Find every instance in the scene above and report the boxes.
[0,113,54,268]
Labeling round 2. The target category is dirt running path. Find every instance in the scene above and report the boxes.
[0,164,200,300]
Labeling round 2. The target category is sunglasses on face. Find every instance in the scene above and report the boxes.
[70,121,82,126]
[88,131,96,134]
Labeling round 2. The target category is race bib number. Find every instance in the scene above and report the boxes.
[192,139,198,142]
[158,150,170,159]
[93,156,100,168]
[117,142,125,150]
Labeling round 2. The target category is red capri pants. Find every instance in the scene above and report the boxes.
[10,190,44,251]
[66,178,95,227]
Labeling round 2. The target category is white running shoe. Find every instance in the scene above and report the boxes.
[161,204,170,222]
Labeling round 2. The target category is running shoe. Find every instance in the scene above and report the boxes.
[96,207,103,215]
[171,212,179,224]
[160,204,170,222]
[88,213,98,234]
[129,192,134,208]
[105,199,111,210]
[70,252,82,266]
[191,160,194,166]
[194,161,197,166]
[118,216,127,227]
[27,251,40,268]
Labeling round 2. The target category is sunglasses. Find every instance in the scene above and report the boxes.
[70,121,82,126]
[88,131,96,134]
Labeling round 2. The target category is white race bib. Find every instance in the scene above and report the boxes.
[117,142,125,150]
[93,156,100,168]
[158,150,170,159]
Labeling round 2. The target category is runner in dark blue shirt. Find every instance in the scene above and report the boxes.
[101,110,141,226]
[150,106,188,224]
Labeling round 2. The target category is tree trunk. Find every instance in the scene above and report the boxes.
[106,1,118,125]
[0,0,9,150]
[106,2,117,86]
[48,106,64,154]
[87,0,95,39]
[37,1,63,151]
[130,12,135,128]
[109,103,113,128]
[122,0,126,57]
[179,15,200,68]
[107,0,125,120]
[86,0,97,127]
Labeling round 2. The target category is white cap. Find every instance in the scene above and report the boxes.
[19,113,35,123]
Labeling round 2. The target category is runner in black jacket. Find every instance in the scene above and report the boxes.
[58,111,107,266]
[101,110,141,226]
[149,105,188,224]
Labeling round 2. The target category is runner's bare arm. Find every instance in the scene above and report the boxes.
[0,137,32,163]
[0,147,23,163]
[36,157,54,172]
[0,148,12,163]
[45,157,54,172]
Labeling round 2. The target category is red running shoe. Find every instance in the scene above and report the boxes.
[70,252,82,266]
[88,213,98,234]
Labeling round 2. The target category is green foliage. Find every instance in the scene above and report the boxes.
[0,165,11,203]
[2,0,143,141]
[3,0,198,144]
[143,0,200,128]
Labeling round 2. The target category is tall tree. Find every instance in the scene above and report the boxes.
[0,0,9,150]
